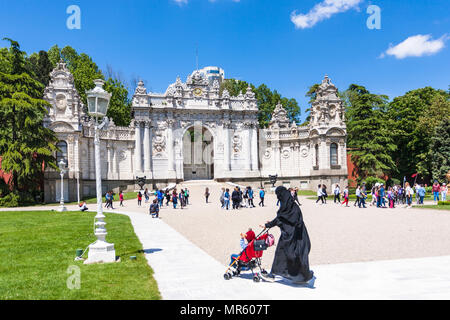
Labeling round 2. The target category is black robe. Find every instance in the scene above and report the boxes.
[265,186,313,282]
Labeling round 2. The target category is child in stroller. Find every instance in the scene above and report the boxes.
[224,228,275,282]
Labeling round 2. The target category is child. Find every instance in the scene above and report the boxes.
[149,199,160,218]
[137,191,142,207]
[119,191,124,207]
[172,190,178,209]
[230,229,256,268]
[79,201,88,212]
[341,186,349,207]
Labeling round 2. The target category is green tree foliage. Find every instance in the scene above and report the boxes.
[0,39,58,195]
[430,117,450,183]
[27,50,53,88]
[104,78,132,127]
[344,84,397,181]
[387,87,450,182]
[220,79,301,128]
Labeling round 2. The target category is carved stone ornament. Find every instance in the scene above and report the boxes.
[264,149,271,159]
[232,134,242,153]
[301,147,309,158]
[153,133,166,154]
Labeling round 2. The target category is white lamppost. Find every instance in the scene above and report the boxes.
[84,79,116,264]
[57,159,67,212]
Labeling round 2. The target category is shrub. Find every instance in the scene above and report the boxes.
[362,177,385,190]
[438,201,450,206]
[0,191,36,207]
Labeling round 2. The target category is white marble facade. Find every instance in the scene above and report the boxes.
[43,62,347,202]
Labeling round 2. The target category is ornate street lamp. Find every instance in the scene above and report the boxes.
[57,159,67,212]
[84,79,116,264]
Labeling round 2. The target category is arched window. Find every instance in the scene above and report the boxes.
[330,143,338,166]
[56,141,68,167]
[315,144,319,167]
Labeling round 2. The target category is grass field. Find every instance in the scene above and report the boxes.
[40,192,138,207]
[413,205,450,211]
[0,211,161,300]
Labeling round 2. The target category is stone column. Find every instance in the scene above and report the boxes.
[167,119,175,173]
[134,121,143,174]
[223,121,230,172]
[273,141,281,174]
[251,123,258,171]
[244,123,251,171]
[128,142,134,179]
[143,121,151,173]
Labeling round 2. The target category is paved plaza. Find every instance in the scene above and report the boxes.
[2,181,450,300]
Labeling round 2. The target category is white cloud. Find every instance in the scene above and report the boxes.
[381,34,447,59]
[291,0,362,29]
[173,0,240,4]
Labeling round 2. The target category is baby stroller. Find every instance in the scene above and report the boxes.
[223,229,275,283]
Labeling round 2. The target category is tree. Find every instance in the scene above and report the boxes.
[104,77,132,127]
[344,84,397,181]
[387,87,449,182]
[219,79,301,128]
[303,83,320,124]
[0,40,58,195]
[430,118,450,183]
[27,50,53,88]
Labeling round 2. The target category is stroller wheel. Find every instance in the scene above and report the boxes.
[261,269,268,276]
[253,275,261,283]
[224,273,230,280]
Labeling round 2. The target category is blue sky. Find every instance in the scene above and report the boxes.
[0,0,449,122]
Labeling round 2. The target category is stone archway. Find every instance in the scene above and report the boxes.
[183,126,214,180]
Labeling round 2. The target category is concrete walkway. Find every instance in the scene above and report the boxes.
[114,209,450,300]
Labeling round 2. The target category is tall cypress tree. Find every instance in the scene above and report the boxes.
[0,39,58,196]
[344,84,396,181]
[430,118,450,183]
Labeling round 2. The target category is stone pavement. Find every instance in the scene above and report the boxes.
[113,209,450,300]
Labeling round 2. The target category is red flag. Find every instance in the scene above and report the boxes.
[412,173,418,178]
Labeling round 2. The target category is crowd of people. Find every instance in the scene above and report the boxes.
[219,186,266,210]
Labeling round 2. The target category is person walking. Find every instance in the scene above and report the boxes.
[359,184,367,208]
[405,182,413,208]
[259,187,265,207]
[354,185,361,207]
[205,187,210,204]
[220,188,225,209]
[248,187,256,208]
[432,181,441,204]
[418,184,426,205]
[165,189,171,207]
[243,187,249,208]
[179,191,186,209]
[144,188,149,204]
[441,183,448,202]
[224,188,230,210]
[172,189,178,209]
[341,186,349,207]
[231,187,241,210]
[322,185,328,204]
[119,191,124,207]
[137,191,142,207]
[184,188,190,205]
[333,184,341,203]
[260,186,315,286]
[105,191,110,209]
[316,184,324,204]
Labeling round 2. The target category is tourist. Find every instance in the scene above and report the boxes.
[441,183,448,202]
[359,184,367,208]
[259,187,265,207]
[248,187,255,208]
[322,185,328,204]
[172,189,178,209]
[341,186,349,207]
[432,181,441,203]
[418,184,426,205]
[179,191,186,209]
[79,201,88,212]
[165,189,171,206]
[378,184,386,208]
[224,188,230,210]
[157,189,164,207]
[149,199,160,218]
[238,187,244,208]
[108,191,115,209]
[316,184,324,204]
[370,185,377,206]
[119,191,124,207]
[184,188,190,205]
[137,191,142,207]
[243,187,249,208]
[405,182,413,208]
[414,183,420,204]
[387,187,395,208]
[105,191,110,208]
[260,186,315,286]
[220,188,225,209]
[354,185,361,207]
[144,188,149,204]
[333,184,341,203]
[231,187,241,210]
[205,187,210,204]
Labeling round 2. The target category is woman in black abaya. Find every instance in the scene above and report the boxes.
[260,186,314,285]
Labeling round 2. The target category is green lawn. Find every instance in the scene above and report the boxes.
[40,192,138,206]
[0,211,161,300]
[413,205,450,211]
